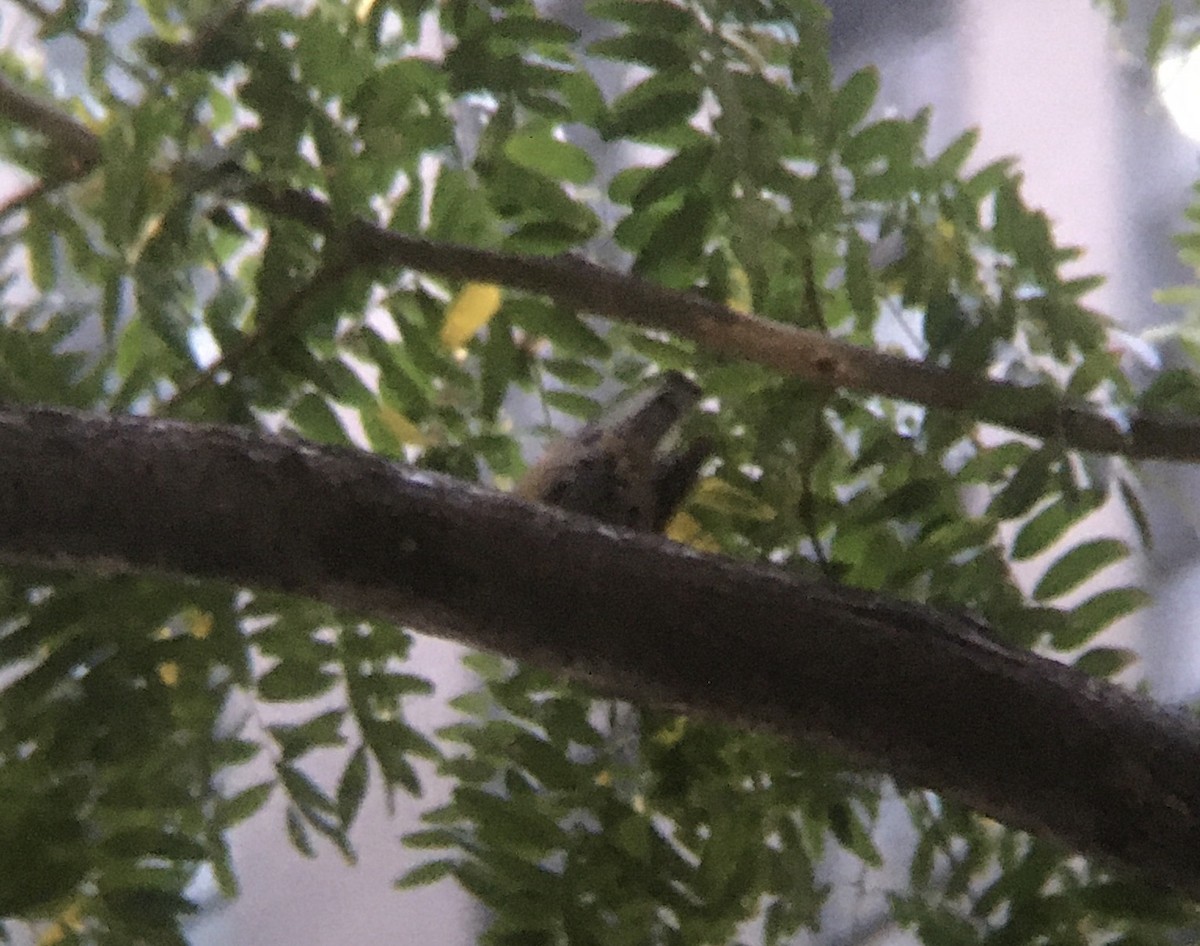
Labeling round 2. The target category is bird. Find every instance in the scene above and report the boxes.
[516,371,710,532]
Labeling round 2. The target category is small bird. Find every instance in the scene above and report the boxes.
[516,371,710,532]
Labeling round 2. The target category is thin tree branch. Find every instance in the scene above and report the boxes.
[1,406,1199,895]
[0,73,101,174]
[2,75,1200,462]
[261,181,1200,461]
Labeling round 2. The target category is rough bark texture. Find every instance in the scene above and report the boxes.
[2,406,1199,895]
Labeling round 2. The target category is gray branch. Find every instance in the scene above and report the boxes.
[2,406,1199,894]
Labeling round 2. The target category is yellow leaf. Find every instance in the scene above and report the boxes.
[440,283,502,348]
[692,477,776,521]
[37,899,87,944]
[651,716,688,746]
[664,510,722,551]
[59,901,85,933]
[932,217,958,268]
[725,264,753,313]
[377,405,429,446]
[127,211,165,262]
[184,608,213,640]
[158,662,180,686]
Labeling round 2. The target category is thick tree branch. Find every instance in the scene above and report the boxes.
[2,406,1200,895]
[2,78,1199,461]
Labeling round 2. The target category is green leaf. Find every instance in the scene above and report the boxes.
[402,827,463,850]
[428,167,499,244]
[100,828,207,862]
[956,441,1032,484]
[337,746,370,828]
[1059,587,1150,648]
[1153,284,1200,307]
[394,858,457,890]
[844,230,877,322]
[280,764,337,816]
[542,358,603,388]
[1060,273,1106,299]
[543,389,600,419]
[1066,350,1118,398]
[257,662,338,701]
[533,73,591,127]
[827,801,882,867]
[993,182,1057,274]
[450,858,527,912]
[831,67,879,136]
[285,806,317,858]
[602,73,701,141]
[490,14,578,45]
[863,478,945,522]
[216,782,276,828]
[631,143,715,208]
[508,299,611,359]
[988,450,1056,521]
[504,126,596,184]
[270,710,346,761]
[841,119,915,168]
[208,835,240,900]
[1146,1,1175,65]
[364,721,430,794]
[1140,368,1200,413]
[456,787,564,854]
[608,165,656,206]
[289,393,349,445]
[588,0,694,33]
[931,128,979,178]
[481,312,521,420]
[25,214,57,291]
[1033,538,1129,601]
[588,33,690,71]
[213,738,262,767]
[633,192,712,282]
[507,219,595,253]
[1119,478,1153,549]
[1074,646,1138,678]
[1010,490,1104,560]
[507,730,580,791]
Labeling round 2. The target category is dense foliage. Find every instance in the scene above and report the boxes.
[1,0,1199,943]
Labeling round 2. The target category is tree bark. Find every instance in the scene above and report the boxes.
[2,406,1199,895]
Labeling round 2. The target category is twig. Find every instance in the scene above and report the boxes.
[0,73,101,173]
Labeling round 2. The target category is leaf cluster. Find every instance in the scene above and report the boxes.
[0,0,1196,943]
